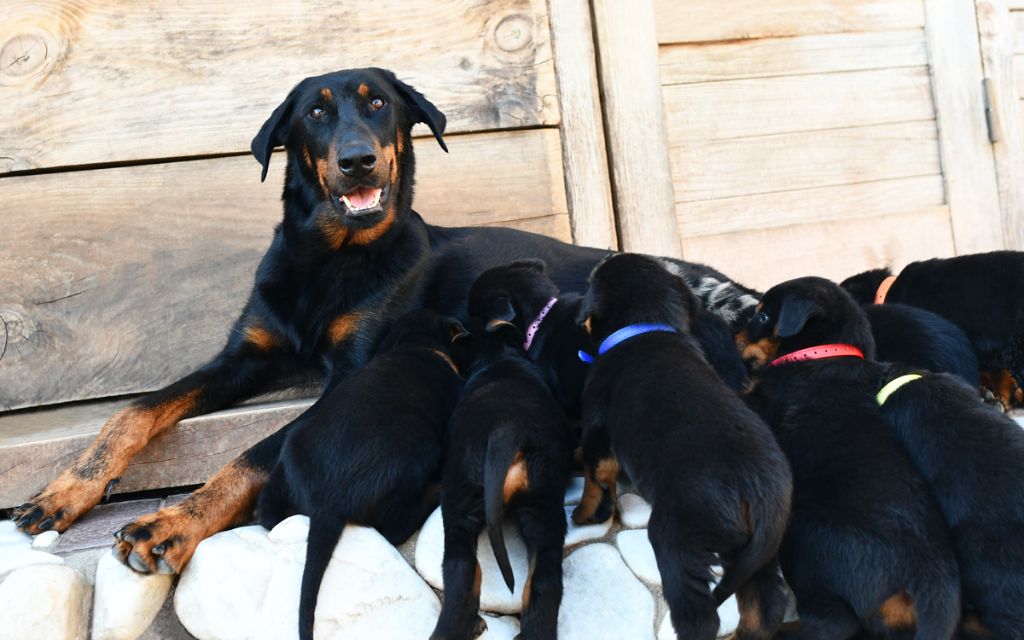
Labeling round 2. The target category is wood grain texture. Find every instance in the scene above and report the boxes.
[678,175,945,238]
[669,120,941,203]
[0,128,568,411]
[978,0,1024,249]
[653,0,925,45]
[659,30,928,85]
[548,0,617,250]
[663,66,935,142]
[0,398,314,507]
[924,0,1005,254]
[0,0,559,172]
[682,207,955,292]
[592,0,682,257]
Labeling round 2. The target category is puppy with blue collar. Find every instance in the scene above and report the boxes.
[573,253,793,640]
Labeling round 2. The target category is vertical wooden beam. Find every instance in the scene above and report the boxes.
[547,0,618,250]
[924,0,1005,254]
[976,0,1024,249]
[591,0,683,257]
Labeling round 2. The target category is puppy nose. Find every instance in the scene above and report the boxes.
[338,144,377,177]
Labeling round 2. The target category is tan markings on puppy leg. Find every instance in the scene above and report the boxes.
[878,590,916,630]
[357,83,369,97]
[350,207,396,246]
[572,457,619,524]
[320,87,332,101]
[522,556,536,609]
[472,562,483,599]
[961,613,994,637]
[242,324,280,352]
[595,456,620,503]
[115,458,267,574]
[502,452,529,504]
[582,316,592,335]
[736,586,764,635]
[327,312,363,346]
[981,368,1021,409]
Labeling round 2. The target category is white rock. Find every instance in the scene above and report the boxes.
[563,476,585,505]
[616,529,661,586]
[267,514,311,545]
[656,594,740,639]
[92,550,173,640]
[618,493,652,528]
[0,564,90,640]
[415,507,530,614]
[178,521,440,640]
[0,520,31,547]
[0,547,63,578]
[479,613,521,640]
[563,506,612,546]
[558,543,655,640]
[32,530,60,551]
[1014,414,1024,429]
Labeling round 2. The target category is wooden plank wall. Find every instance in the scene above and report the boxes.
[0,0,601,412]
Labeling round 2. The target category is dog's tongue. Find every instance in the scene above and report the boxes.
[344,186,381,209]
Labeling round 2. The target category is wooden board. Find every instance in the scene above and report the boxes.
[682,206,955,292]
[659,30,928,85]
[669,120,941,203]
[663,67,934,142]
[0,398,314,507]
[0,127,569,411]
[678,175,945,238]
[654,0,925,45]
[0,0,559,172]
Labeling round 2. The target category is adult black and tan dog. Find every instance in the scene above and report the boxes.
[257,310,468,640]
[12,68,751,574]
[740,277,960,639]
[573,254,792,640]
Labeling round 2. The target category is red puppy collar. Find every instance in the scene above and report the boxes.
[874,275,897,304]
[770,344,865,367]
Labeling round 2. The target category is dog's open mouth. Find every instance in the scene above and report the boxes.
[337,184,387,217]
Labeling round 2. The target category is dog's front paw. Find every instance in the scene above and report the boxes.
[112,505,203,575]
[11,473,109,534]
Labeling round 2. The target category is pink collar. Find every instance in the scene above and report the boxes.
[770,343,865,367]
[524,297,558,352]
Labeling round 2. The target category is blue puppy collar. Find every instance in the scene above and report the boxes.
[578,323,677,364]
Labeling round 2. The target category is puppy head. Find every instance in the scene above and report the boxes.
[839,268,892,305]
[738,276,875,368]
[251,67,447,247]
[576,253,698,344]
[376,309,470,371]
[467,259,558,330]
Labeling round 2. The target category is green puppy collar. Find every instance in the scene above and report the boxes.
[876,374,923,406]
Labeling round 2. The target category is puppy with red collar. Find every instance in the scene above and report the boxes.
[739,276,960,639]
[573,253,793,640]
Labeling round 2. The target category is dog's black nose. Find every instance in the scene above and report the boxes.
[338,144,377,177]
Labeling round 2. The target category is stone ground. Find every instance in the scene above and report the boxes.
[3,414,1022,639]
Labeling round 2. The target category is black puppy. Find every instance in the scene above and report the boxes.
[875,367,1024,638]
[573,253,793,640]
[740,276,960,639]
[257,309,468,640]
[841,251,1024,406]
[863,303,979,388]
[430,313,572,640]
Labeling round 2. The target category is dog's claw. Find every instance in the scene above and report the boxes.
[128,551,152,574]
[156,557,175,575]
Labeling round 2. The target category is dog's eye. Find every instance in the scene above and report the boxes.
[757,312,770,325]
[308,106,326,120]
[369,97,385,111]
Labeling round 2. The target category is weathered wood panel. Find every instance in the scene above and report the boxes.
[678,175,946,238]
[669,120,941,203]
[659,30,928,85]
[654,0,924,45]
[663,67,934,142]
[0,0,558,172]
[683,207,955,292]
[0,128,569,411]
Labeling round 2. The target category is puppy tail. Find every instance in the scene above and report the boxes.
[298,512,346,640]
[484,432,525,593]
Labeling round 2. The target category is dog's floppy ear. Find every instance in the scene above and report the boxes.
[777,296,823,338]
[488,295,517,322]
[447,319,471,343]
[382,70,448,153]
[251,85,300,182]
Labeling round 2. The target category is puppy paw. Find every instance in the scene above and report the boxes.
[113,505,202,575]
[11,473,109,534]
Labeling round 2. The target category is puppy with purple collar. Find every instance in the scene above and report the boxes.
[573,253,792,640]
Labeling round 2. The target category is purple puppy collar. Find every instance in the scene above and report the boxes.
[524,297,558,352]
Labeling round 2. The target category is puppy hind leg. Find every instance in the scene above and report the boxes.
[775,591,861,640]
[515,500,568,639]
[377,481,442,546]
[733,558,788,640]
[648,518,719,640]
[256,464,292,530]
[431,504,487,640]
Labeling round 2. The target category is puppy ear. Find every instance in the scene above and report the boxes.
[251,86,300,182]
[777,296,823,338]
[485,319,516,333]
[489,295,517,322]
[447,319,470,343]
[510,259,547,273]
[383,70,448,153]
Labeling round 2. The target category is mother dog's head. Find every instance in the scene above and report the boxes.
[251,68,447,248]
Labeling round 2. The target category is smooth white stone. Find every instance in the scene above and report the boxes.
[0,520,31,547]
[479,613,521,640]
[1014,415,1024,429]
[563,476,585,505]
[616,529,661,586]
[415,507,530,614]
[0,547,63,578]
[92,550,173,640]
[31,530,60,551]
[267,514,311,545]
[0,564,90,640]
[563,506,612,546]
[618,493,652,529]
[656,594,740,639]
[558,543,656,640]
